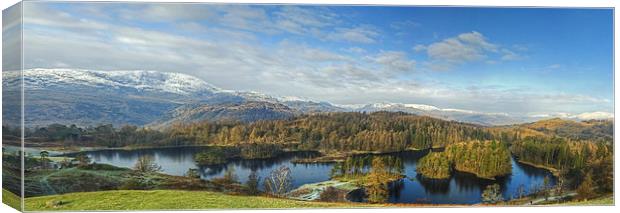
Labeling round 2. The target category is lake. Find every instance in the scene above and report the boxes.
[82,146,556,204]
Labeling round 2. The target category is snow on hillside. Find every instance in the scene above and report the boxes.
[3,68,222,95]
[3,68,609,125]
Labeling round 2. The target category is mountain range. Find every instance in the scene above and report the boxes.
[2,68,612,128]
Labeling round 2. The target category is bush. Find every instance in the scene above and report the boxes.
[45,200,64,208]
[194,148,231,165]
[133,155,162,173]
[119,179,146,190]
[185,168,201,179]
[319,186,341,202]
[481,184,503,204]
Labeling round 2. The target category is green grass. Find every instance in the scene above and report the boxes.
[558,195,614,206]
[25,166,131,196]
[25,190,375,211]
[2,189,21,211]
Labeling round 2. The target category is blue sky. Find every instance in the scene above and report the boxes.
[17,2,614,118]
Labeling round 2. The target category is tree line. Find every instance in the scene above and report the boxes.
[511,136,613,195]
[6,112,510,152]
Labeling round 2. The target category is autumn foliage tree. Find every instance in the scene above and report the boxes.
[365,157,390,203]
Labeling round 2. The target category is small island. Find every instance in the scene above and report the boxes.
[417,140,512,180]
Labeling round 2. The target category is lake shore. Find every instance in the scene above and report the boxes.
[515,160,560,177]
[293,147,426,163]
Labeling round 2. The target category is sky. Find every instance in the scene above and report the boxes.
[10,2,615,118]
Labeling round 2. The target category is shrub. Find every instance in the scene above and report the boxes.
[319,186,341,202]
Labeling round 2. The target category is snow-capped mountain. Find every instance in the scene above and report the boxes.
[3,69,240,127]
[4,68,222,96]
[234,91,345,113]
[3,68,607,128]
[1,69,340,127]
[340,102,530,126]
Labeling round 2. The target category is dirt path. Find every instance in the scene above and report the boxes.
[525,192,577,205]
[39,173,58,195]
[289,180,357,201]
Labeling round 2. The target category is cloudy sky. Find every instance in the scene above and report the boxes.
[13,2,614,118]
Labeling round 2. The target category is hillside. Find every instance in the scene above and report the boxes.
[2,69,231,127]
[512,118,613,143]
[150,101,298,129]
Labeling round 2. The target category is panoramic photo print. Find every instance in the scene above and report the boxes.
[1,1,614,211]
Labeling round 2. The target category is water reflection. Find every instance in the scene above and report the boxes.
[83,147,556,204]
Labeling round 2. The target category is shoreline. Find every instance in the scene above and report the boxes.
[293,148,428,164]
[515,160,560,177]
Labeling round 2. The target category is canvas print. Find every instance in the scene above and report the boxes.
[1,1,614,211]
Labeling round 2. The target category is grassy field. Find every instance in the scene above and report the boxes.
[2,189,21,211]
[555,195,614,206]
[24,190,377,211]
[23,163,216,197]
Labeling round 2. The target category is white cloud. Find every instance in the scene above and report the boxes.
[427,31,495,62]
[574,111,614,120]
[500,48,521,61]
[344,47,367,54]
[390,20,420,30]
[136,4,217,22]
[413,44,426,52]
[528,111,613,120]
[274,6,338,33]
[457,31,497,51]
[326,26,380,43]
[423,31,503,70]
[367,51,416,73]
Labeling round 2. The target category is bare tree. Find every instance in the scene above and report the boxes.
[75,153,91,168]
[516,184,526,199]
[481,184,503,204]
[264,166,292,197]
[134,155,162,173]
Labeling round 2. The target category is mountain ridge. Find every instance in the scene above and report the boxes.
[2,68,612,127]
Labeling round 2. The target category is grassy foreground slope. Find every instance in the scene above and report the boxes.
[557,195,614,206]
[2,189,21,210]
[25,190,374,210]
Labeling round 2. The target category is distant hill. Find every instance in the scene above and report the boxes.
[508,118,613,143]
[149,101,297,129]
[343,102,532,126]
